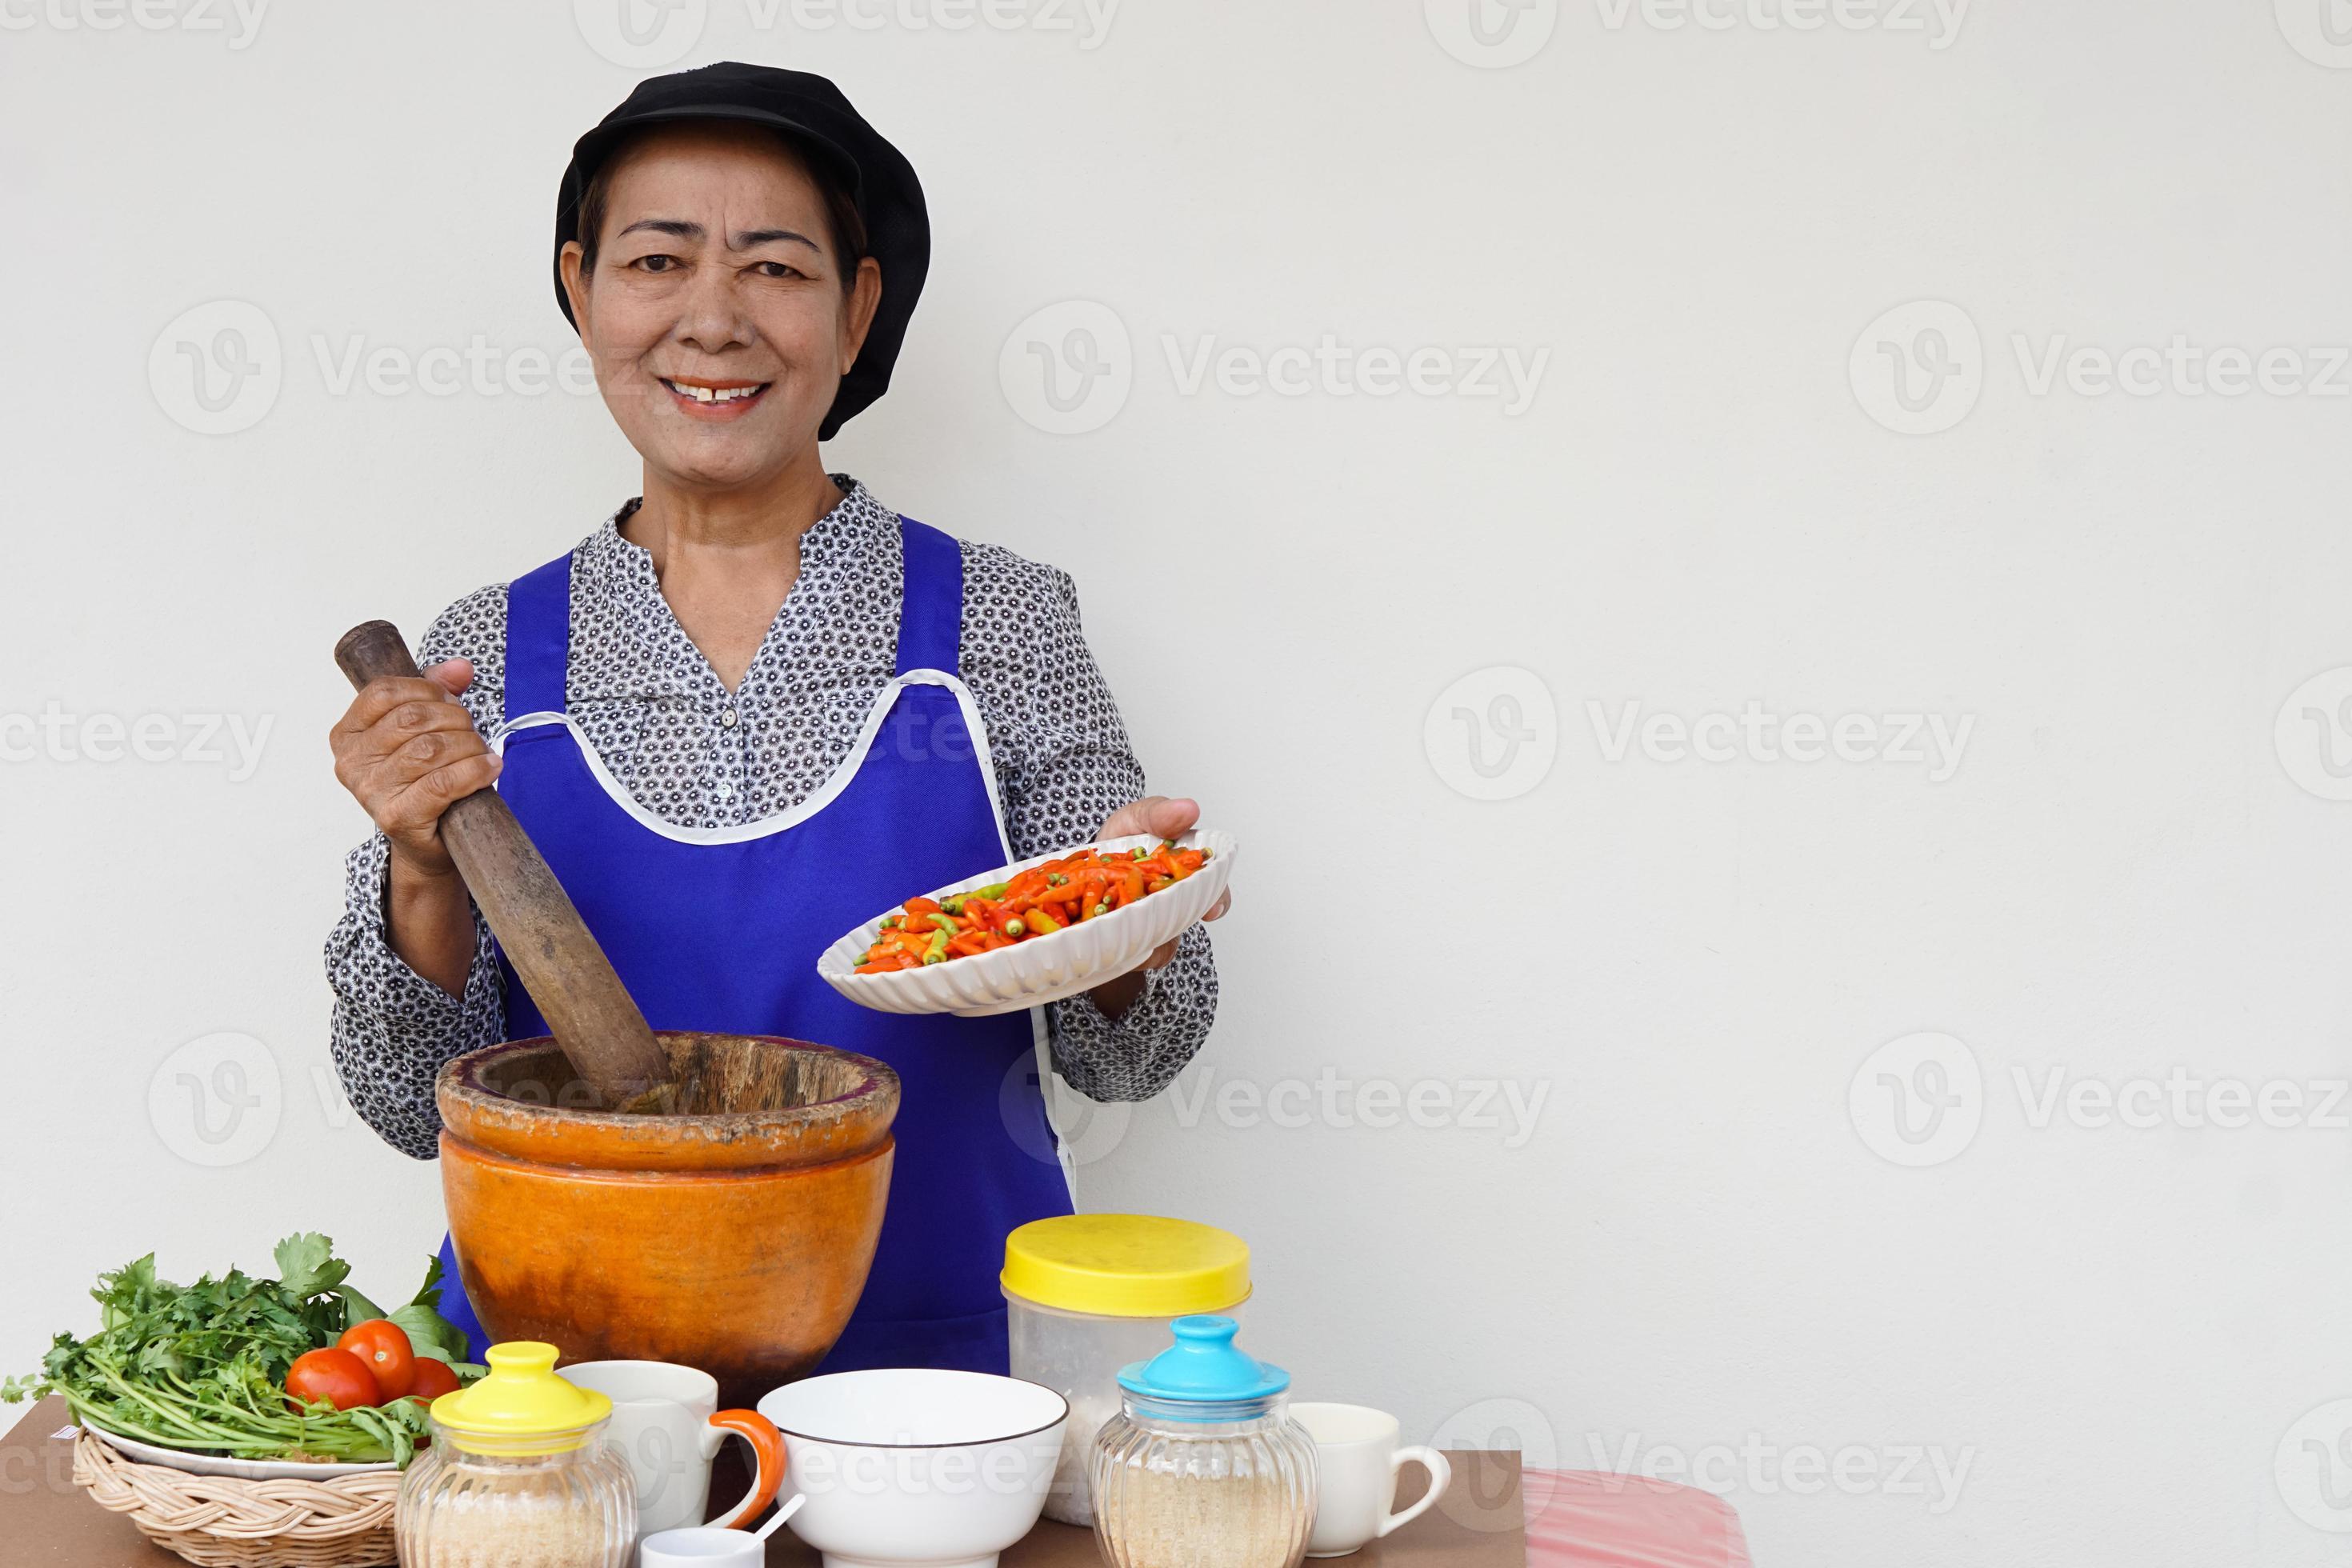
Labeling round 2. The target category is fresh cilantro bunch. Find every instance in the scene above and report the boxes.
[2,1234,480,1467]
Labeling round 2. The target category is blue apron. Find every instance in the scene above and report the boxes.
[431,517,1075,1374]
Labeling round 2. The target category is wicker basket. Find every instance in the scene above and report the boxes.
[71,1428,401,1567]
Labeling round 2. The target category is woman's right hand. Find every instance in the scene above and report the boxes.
[329,658,502,880]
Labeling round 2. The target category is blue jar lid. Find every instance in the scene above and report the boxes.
[1116,1314,1290,1407]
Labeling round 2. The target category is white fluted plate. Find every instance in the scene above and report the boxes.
[818,830,1236,1017]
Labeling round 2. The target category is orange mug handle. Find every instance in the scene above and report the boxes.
[706,1409,787,1531]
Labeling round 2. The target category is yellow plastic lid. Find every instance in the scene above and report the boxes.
[1002,1214,1250,1318]
[427,1342,612,1454]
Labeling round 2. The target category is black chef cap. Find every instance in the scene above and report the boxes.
[553,62,929,441]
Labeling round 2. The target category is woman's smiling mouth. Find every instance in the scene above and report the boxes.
[659,376,773,419]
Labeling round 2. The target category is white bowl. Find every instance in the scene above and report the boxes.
[756,1369,1067,1568]
[818,830,1237,1017]
[82,1423,398,1481]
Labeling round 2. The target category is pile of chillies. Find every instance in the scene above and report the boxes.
[856,841,1214,974]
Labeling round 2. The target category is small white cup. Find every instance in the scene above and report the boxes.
[638,1525,762,1567]
[1291,1402,1453,1558]
[639,1494,805,1567]
[563,1360,786,1543]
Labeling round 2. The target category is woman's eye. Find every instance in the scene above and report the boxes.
[754,262,803,280]
[632,254,678,274]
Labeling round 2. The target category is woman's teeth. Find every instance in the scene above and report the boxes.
[662,380,766,403]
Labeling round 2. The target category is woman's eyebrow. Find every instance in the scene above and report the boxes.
[610,218,818,250]
[730,226,820,252]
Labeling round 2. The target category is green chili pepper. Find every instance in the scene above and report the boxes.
[975,882,1010,899]
[923,929,952,964]
[881,914,902,930]
[930,913,962,934]
[1003,918,1026,938]
[942,896,966,915]
[1131,846,1151,861]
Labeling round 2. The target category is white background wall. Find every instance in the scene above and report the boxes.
[6,2,2350,1562]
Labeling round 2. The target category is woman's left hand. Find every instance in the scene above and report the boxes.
[1086,796,1229,1018]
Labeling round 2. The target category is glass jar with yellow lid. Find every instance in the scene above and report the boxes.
[394,1342,636,1568]
[1001,1214,1250,1526]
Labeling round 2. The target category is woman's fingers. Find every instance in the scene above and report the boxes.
[334,674,465,738]
[390,750,502,822]
[1143,796,1200,839]
[1139,938,1178,970]
[1203,890,1230,921]
[1097,794,1203,843]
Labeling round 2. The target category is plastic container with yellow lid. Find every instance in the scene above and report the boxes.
[1001,1215,1251,1526]
[394,1343,637,1568]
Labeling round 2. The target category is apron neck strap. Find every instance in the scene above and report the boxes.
[503,551,574,726]
[894,516,962,677]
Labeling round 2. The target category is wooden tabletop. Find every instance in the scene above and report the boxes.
[2,1397,1527,1566]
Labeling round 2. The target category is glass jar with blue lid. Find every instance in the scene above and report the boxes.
[1087,1314,1318,1568]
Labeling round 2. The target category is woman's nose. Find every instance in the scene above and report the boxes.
[674,266,754,354]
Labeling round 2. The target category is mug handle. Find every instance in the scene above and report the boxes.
[700,1409,787,1531]
[1377,1445,1453,1540]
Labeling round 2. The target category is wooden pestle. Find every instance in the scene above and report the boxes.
[336,620,678,1114]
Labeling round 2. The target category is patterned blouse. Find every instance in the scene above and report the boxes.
[325,477,1218,1160]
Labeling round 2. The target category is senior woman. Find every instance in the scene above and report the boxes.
[323,63,1222,1376]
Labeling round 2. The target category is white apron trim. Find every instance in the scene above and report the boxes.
[493,668,1010,850]
[490,665,1078,1205]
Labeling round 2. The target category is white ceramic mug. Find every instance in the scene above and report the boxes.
[1291,1402,1453,1558]
[563,1360,787,1542]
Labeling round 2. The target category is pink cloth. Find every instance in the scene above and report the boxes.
[1521,1470,1754,1568]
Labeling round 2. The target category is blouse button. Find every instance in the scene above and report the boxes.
[722,707,739,728]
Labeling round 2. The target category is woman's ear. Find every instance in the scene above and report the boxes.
[558,240,594,348]
[839,256,883,374]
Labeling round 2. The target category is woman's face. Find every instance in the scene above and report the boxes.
[560,123,882,495]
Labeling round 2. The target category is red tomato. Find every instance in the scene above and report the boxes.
[335,1319,416,1401]
[285,1348,379,1414]
[406,1356,462,1405]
